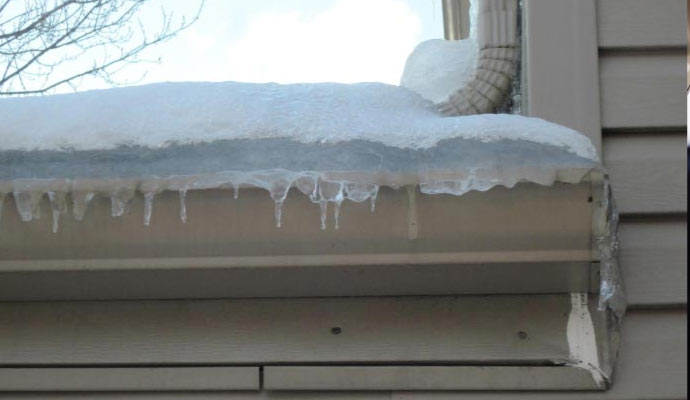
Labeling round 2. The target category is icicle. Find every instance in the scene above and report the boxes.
[13,190,43,222]
[72,191,95,221]
[111,197,127,217]
[179,189,187,223]
[296,174,319,202]
[48,192,67,233]
[0,193,5,225]
[143,192,155,226]
[319,200,327,230]
[406,185,419,240]
[51,208,60,232]
[251,171,295,228]
[109,185,136,217]
[138,177,164,227]
[334,200,342,229]
[274,200,284,228]
[344,182,378,213]
[317,179,344,230]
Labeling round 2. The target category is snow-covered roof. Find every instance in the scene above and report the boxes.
[0,81,598,160]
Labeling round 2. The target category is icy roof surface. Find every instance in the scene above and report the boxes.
[0,81,598,161]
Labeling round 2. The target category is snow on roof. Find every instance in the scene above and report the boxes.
[0,81,598,161]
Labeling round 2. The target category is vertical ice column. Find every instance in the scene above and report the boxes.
[71,191,95,221]
[269,180,294,228]
[143,192,155,226]
[0,192,5,225]
[318,180,344,230]
[140,178,165,227]
[593,174,626,319]
[179,189,188,223]
[70,180,97,223]
[12,188,43,222]
[48,191,67,233]
[108,182,137,218]
[246,171,296,228]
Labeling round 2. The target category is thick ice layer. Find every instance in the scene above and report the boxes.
[0,82,598,161]
[0,136,599,227]
[0,137,599,181]
[595,176,626,319]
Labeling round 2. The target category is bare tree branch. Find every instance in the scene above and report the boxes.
[0,1,77,42]
[0,0,204,96]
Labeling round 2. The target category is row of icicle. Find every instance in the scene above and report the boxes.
[0,174,381,233]
[0,166,595,233]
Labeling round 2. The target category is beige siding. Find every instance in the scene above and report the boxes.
[604,134,687,214]
[596,0,687,311]
[620,219,687,307]
[599,50,685,129]
[597,0,686,49]
[594,1,687,399]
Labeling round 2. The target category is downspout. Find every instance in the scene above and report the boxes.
[437,0,519,116]
[442,0,471,40]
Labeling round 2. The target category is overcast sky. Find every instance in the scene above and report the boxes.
[71,0,444,92]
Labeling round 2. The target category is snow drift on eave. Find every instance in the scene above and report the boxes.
[0,81,598,160]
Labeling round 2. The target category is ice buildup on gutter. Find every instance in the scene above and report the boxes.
[0,81,623,316]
